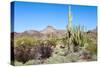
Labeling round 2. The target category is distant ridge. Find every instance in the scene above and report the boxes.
[11,26,97,40]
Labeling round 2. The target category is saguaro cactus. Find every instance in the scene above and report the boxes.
[67,6,72,30]
[65,6,74,53]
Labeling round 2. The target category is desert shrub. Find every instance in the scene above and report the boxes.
[14,39,54,64]
[45,45,80,64]
[14,36,38,47]
[14,36,39,64]
[46,55,67,64]
[34,40,54,60]
[78,49,93,61]
[47,37,58,47]
[14,44,35,64]
[45,46,68,64]
[84,39,97,54]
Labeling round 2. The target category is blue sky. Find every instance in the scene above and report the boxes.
[11,1,97,32]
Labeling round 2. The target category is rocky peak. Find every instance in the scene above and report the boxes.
[41,26,56,34]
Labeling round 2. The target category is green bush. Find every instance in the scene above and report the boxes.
[14,36,38,47]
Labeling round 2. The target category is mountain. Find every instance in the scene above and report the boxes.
[12,26,66,39]
[41,26,56,34]
[22,30,43,38]
[11,26,97,40]
[11,30,42,38]
[40,26,65,38]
